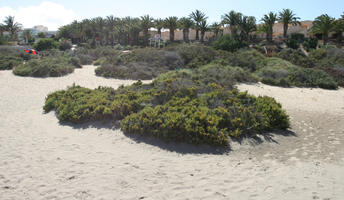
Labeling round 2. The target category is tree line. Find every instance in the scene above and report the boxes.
[1,10,343,46]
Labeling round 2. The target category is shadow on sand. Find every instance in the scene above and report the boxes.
[59,118,297,155]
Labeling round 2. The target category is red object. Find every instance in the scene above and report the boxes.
[24,49,39,55]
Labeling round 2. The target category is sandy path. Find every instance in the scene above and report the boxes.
[1,66,344,200]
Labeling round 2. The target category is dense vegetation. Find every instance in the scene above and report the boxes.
[0,46,32,70]
[95,48,183,79]
[276,48,344,87]
[13,55,80,77]
[44,64,289,146]
[256,58,338,89]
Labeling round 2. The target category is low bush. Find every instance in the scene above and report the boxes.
[212,35,248,52]
[59,40,72,51]
[13,56,75,77]
[257,58,338,89]
[0,55,23,70]
[74,46,125,64]
[212,49,267,72]
[166,44,218,68]
[44,64,289,147]
[95,48,183,79]
[290,33,305,43]
[93,57,107,66]
[34,38,59,51]
[303,38,318,51]
[285,38,299,49]
[277,48,315,68]
[0,46,36,70]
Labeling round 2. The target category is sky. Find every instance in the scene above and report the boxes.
[0,0,343,31]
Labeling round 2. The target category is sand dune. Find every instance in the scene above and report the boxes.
[1,66,344,200]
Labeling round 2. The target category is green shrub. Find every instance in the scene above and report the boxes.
[13,56,75,77]
[285,38,299,49]
[309,48,327,60]
[96,48,183,79]
[68,57,82,68]
[93,57,106,66]
[44,86,116,123]
[121,89,289,146]
[290,33,305,43]
[166,44,218,68]
[257,58,338,89]
[277,48,315,68]
[44,64,289,147]
[212,49,267,72]
[59,40,72,51]
[212,35,248,52]
[303,38,318,51]
[34,38,59,51]
[0,55,23,70]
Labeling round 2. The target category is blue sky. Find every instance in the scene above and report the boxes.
[0,0,343,30]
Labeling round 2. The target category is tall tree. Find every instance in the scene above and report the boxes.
[333,14,344,42]
[179,17,194,42]
[154,18,164,35]
[3,16,22,41]
[106,15,118,46]
[189,10,207,40]
[141,15,154,45]
[278,9,300,38]
[211,22,222,38]
[0,23,5,37]
[261,12,278,42]
[164,16,178,42]
[91,17,106,45]
[222,10,242,37]
[312,14,335,45]
[22,29,34,44]
[199,20,209,42]
[238,16,257,41]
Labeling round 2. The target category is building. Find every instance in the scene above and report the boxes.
[154,21,315,42]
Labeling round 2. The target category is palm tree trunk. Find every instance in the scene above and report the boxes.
[283,24,288,39]
[201,31,205,42]
[143,29,149,45]
[158,29,161,35]
[269,27,273,42]
[196,29,199,40]
[186,30,189,42]
[183,29,186,42]
[170,29,174,42]
[323,33,328,45]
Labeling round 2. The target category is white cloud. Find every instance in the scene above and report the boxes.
[0,1,79,31]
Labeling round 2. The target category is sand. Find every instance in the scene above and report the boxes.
[1,66,344,200]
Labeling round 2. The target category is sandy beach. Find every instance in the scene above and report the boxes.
[1,65,344,200]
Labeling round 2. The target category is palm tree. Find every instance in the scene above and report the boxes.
[91,17,106,45]
[154,18,164,35]
[141,15,154,45]
[22,29,33,44]
[238,16,257,41]
[179,17,194,42]
[312,14,335,44]
[106,15,118,46]
[123,17,141,45]
[189,10,207,40]
[278,9,300,38]
[261,12,278,42]
[222,10,242,37]
[164,16,178,42]
[0,23,5,37]
[211,22,222,38]
[3,16,22,41]
[199,20,209,42]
